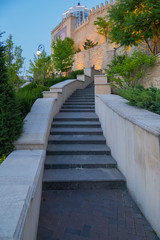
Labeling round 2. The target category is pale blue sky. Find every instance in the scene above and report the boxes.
[0,0,108,75]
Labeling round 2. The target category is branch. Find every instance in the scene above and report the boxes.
[145,40,153,55]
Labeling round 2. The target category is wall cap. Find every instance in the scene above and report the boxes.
[96,94,160,136]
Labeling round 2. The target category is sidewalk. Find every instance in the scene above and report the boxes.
[37,189,159,240]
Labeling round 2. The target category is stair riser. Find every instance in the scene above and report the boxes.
[53,118,99,121]
[62,106,95,109]
[50,132,103,135]
[48,140,106,144]
[60,110,95,112]
[43,181,126,191]
[64,103,94,105]
[46,150,110,155]
[52,124,101,128]
[45,163,116,169]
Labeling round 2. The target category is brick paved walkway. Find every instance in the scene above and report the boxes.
[37,189,159,240]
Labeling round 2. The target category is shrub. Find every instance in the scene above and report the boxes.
[16,83,49,119]
[118,86,160,115]
[106,51,156,88]
[45,70,84,87]
[0,154,6,165]
[69,69,84,79]
[45,76,69,87]
[83,39,98,50]
[0,38,23,156]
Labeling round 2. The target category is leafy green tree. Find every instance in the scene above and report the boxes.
[94,17,110,41]
[108,0,160,55]
[83,39,98,50]
[0,33,23,156]
[52,37,74,73]
[5,35,25,86]
[106,51,156,88]
[28,50,53,85]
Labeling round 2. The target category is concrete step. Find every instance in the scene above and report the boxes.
[53,112,99,121]
[45,155,116,169]
[43,168,126,190]
[62,105,95,109]
[46,143,110,155]
[71,94,94,97]
[64,102,94,105]
[50,127,103,135]
[60,109,95,112]
[48,135,106,144]
[66,100,95,103]
[52,121,100,127]
[69,97,94,100]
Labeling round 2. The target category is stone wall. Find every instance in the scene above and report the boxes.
[140,62,160,89]
[73,42,115,70]
[73,1,114,50]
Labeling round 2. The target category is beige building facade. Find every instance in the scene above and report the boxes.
[51,1,115,70]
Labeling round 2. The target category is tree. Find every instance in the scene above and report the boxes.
[108,0,160,55]
[83,39,98,50]
[52,37,74,73]
[0,33,23,156]
[94,17,110,41]
[106,51,156,88]
[28,50,53,85]
[5,35,25,86]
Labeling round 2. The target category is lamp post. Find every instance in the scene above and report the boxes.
[37,44,45,56]
[36,44,45,85]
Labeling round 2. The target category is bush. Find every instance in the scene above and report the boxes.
[16,83,49,119]
[118,86,160,115]
[45,70,84,87]
[45,76,69,87]
[106,51,156,88]
[0,39,23,156]
[69,69,84,79]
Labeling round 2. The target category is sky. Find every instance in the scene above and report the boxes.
[0,0,108,75]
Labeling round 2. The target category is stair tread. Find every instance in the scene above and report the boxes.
[43,168,125,182]
[48,135,106,142]
[54,112,98,119]
[50,127,103,132]
[52,121,100,125]
[45,155,116,166]
[47,143,110,152]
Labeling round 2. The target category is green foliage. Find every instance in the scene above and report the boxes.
[118,86,160,115]
[83,39,98,50]
[69,69,84,79]
[45,76,69,88]
[16,83,49,119]
[106,51,156,88]
[28,50,53,86]
[44,70,84,87]
[108,0,160,55]
[5,35,25,86]
[74,48,81,54]
[94,17,110,41]
[52,37,74,73]
[0,34,23,156]
[0,154,5,165]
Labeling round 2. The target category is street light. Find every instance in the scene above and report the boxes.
[37,44,45,56]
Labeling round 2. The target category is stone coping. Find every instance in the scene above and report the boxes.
[50,79,76,90]
[14,98,56,150]
[0,149,45,240]
[97,94,160,136]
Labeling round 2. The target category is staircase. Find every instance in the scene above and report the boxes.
[43,83,125,190]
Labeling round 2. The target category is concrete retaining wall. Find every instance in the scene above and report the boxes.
[95,94,160,238]
[0,68,98,240]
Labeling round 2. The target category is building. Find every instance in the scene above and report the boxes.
[51,1,115,70]
[62,3,90,24]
